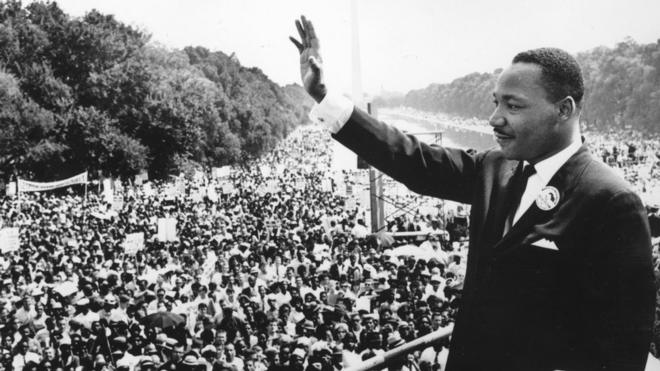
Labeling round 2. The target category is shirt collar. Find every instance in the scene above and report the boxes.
[527,139,582,184]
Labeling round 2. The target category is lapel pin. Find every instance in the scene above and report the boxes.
[536,186,560,211]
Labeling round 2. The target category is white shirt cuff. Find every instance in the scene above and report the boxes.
[309,91,354,134]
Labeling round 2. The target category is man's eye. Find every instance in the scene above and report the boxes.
[508,104,521,110]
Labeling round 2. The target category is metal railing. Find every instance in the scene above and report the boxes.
[344,325,454,371]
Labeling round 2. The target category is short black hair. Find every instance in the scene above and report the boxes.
[512,47,584,106]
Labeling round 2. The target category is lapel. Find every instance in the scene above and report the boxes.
[492,144,590,251]
[480,160,520,247]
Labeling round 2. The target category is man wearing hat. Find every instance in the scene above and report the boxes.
[114,336,140,371]
[159,342,185,371]
[178,352,201,371]
[200,344,217,371]
[74,298,99,329]
[423,276,446,302]
[93,354,112,371]
[289,348,306,371]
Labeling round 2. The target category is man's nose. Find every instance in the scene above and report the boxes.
[489,109,505,128]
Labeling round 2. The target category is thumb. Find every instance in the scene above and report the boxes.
[308,56,322,73]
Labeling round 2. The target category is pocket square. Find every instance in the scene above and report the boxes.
[531,238,559,251]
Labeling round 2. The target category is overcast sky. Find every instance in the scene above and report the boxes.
[45,0,660,95]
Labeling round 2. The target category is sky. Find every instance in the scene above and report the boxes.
[43,0,660,96]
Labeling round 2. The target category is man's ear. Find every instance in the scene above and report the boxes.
[557,96,576,120]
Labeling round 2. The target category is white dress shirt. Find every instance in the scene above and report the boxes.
[512,139,581,225]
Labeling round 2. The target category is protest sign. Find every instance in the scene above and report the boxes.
[0,228,20,253]
[123,232,144,255]
[157,218,177,241]
[212,166,231,179]
[5,182,16,197]
[18,172,87,193]
[221,183,235,195]
[113,195,124,211]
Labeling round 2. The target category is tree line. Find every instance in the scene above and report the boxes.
[0,1,313,182]
[375,38,660,134]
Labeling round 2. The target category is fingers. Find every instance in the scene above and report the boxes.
[302,16,319,49]
[302,15,315,40]
[295,19,306,45]
[289,37,303,53]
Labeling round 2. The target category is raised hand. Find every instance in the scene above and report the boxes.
[289,16,327,103]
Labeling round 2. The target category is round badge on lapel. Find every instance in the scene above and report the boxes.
[536,186,560,211]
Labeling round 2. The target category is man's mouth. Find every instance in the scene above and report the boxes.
[494,131,514,140]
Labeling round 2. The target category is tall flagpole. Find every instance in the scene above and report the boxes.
[351,0,384,232]
[351,0,364,110]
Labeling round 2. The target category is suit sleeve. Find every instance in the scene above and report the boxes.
[583,190,655,370]
[332,107,481,204]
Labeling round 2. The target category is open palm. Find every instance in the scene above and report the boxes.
[290,16,326,103]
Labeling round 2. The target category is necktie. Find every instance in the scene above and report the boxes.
[503,163,536,234]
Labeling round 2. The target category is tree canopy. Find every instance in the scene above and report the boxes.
[0,1,312,181]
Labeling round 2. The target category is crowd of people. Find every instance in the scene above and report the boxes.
[0,120,659,371]
[0,126,466,371]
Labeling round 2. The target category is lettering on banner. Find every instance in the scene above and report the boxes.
[17,172,87,193]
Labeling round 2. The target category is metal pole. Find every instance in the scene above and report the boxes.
[367,103,385,233]
[344,325,454,371]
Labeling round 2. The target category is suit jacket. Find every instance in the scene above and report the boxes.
[333,108,655,371]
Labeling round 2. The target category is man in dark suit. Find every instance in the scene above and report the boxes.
[290,16,655,371]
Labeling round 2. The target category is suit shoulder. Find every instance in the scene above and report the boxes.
[577,154,639,201]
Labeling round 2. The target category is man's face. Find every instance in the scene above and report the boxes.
[490,63,563,163]
[172,346,184,362]
[225,344,236,360]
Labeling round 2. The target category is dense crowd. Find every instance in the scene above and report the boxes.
[0,120,658,371]
[0,126,467,371]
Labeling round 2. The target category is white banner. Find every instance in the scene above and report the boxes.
[0,228,20,253]
[112,195,124,211]
[123,232,144,255]
[212,166,231,179]
[221,183,235,195]
[5,182,16,197]
[103,179,114,204]
[18,172,87,193]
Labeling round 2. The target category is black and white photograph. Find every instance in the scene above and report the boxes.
[1,0,660,370]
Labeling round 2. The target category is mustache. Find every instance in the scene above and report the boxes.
[493,129,513,137]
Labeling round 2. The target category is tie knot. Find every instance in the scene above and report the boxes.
[521,164,536,180]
